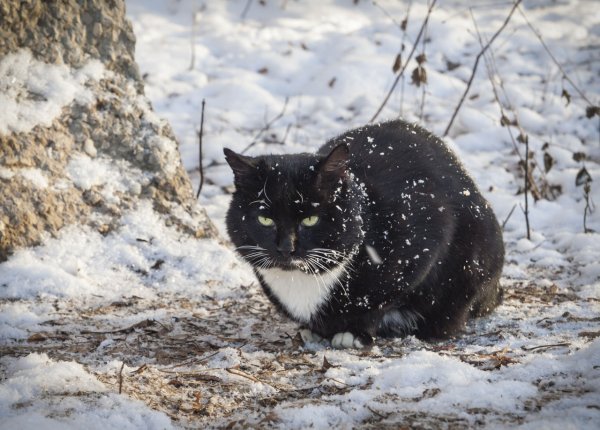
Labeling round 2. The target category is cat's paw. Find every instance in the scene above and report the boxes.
[331,332,368,349]
[299,329,323,344]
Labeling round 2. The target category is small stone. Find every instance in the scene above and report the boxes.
[83,139,97,157]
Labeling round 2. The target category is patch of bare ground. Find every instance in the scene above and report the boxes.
[1,270,598,428]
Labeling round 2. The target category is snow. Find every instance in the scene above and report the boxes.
[1,0,599,428]
[0,49,105,135]
[17,168,49,189]
[0,354,173,430]
[0,201,253,306]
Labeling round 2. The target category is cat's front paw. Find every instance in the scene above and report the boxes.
[331,332,372,349]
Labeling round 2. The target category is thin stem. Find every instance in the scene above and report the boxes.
[240,97,289,154]
[370,0,437,123]
[443,0,522,137]
[517,6,594,106]
[524,136,531,240]
[196,99,206,199]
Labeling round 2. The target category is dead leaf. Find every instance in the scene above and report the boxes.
[320,356,336,373]
[575,167,592,186]
[543,152,554,173]
[561,88,571,106]
[392,53,402,73]
[27,333,47,342]
[411,66,427,87]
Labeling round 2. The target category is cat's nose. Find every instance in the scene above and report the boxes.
[277,235,296,257]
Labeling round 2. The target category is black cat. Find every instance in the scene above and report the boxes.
[224,119,504,348]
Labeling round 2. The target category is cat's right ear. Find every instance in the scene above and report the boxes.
[317,144,349,183]
[223,148,258,179]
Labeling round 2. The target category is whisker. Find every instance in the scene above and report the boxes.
[305,257,327,296]
[310,247,347,256]
[236,245,267,251]
[244,251,268,258]
[307,252,341,266]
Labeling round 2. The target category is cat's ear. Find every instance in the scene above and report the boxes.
[316,144,349,188]
[224,148,258,179]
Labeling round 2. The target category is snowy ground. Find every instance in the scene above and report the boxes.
[1,0,600,428]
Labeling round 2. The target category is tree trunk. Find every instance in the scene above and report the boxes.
[0,0,216,261]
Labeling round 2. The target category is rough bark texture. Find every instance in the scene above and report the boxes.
[0,0,216,261]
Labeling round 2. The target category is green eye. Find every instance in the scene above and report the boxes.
[301,216,319,227]
[257,215,274,227]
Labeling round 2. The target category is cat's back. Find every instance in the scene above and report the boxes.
[318,119,504,261]
[321,120,467,186]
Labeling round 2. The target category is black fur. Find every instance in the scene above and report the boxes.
[224,119,504,346]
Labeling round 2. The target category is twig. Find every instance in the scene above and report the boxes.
[443,0,522,136]
[118,362,125,394]
[80,319,155,335]
[226,367,261,383]
[161,350,221,370]
[281,123,292,146]
[517,6,600,154]
[226,367,278,389]
[372,0,414,43]
[196,99,206,199]
[471,9,547,207]
[524,134,531,239]
[521,342,570,351]
[399,2,412,117]
[241,0,253,19]
[130,364,148,375]
[370,0,437,123]
[501,203,517,230]
[367,405,391,419]
[326,377,350,387]
[240,97,290,154]
[418,5,429,122]
[517,6,594,107]
[583,183,595,233]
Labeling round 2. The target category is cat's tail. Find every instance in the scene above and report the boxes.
[470,280,503,318]
[376,308,424,338]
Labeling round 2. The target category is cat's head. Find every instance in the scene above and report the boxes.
[224,145,365,273]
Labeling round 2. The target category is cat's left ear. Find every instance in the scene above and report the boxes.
[317,144,349,183]
[223,148,258,179]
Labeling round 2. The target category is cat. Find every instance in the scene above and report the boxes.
[224,119,504,349]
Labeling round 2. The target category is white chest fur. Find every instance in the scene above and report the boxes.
[257,264,346,323]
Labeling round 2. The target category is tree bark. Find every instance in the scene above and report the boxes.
[0,0,216,261]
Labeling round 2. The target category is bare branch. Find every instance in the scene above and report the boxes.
[196,99,206,199]
[370,0,437,123]
[443,0,522,137]
[118,361,125,394]
[240,97,290,154]
[471,9,533,239]
[501,203,517,231]
[583,183,594,233]
[517,6,594,107]
[241,0,253,19]
[524,134,531,240]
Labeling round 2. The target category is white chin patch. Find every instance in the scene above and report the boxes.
[257,262,347,323]
[331,332,364,349]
